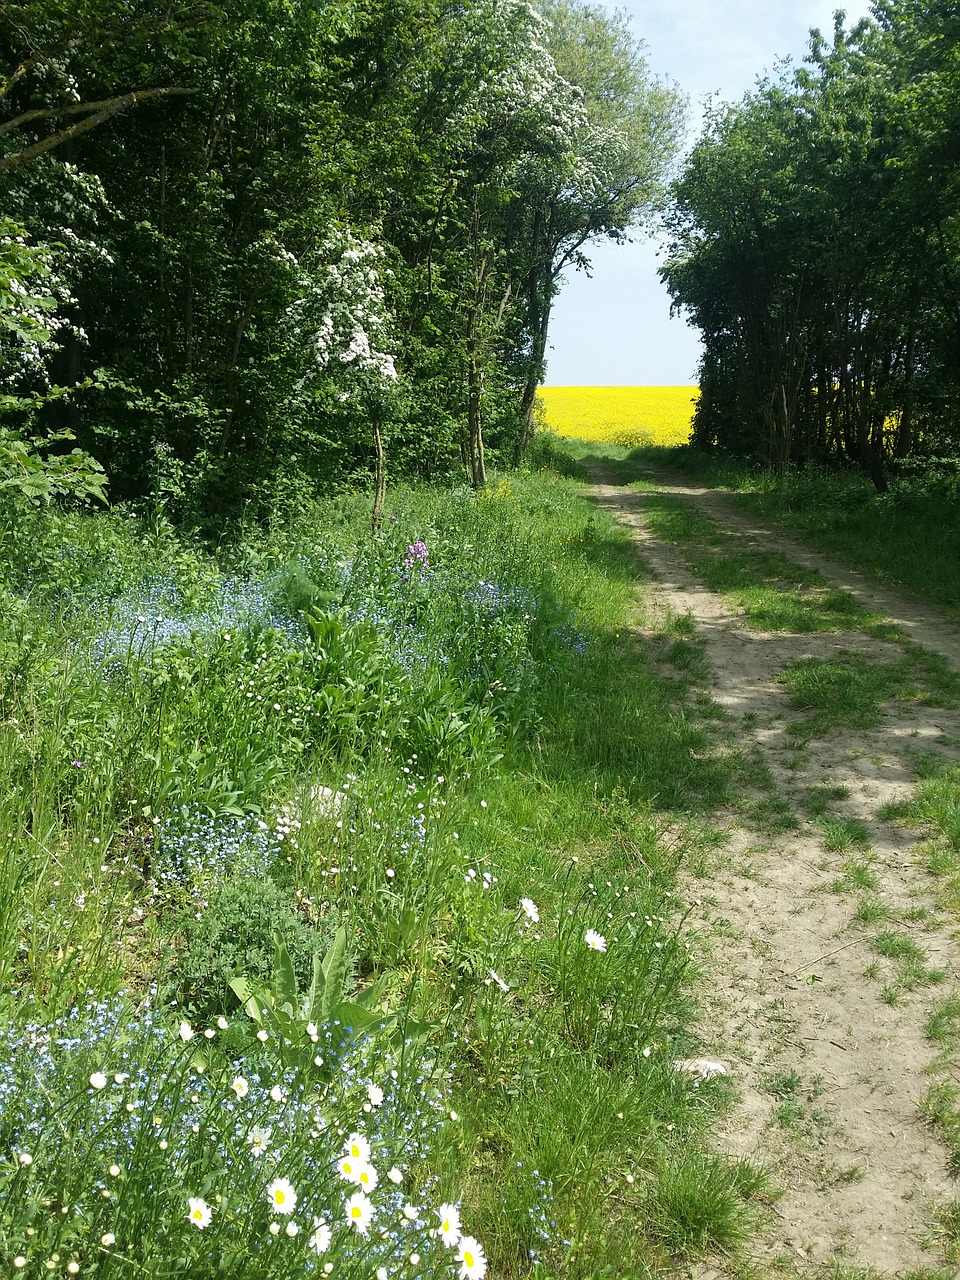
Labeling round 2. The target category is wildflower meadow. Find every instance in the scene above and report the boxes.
[0,459,765,1277]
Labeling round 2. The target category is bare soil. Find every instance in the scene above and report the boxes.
[586,464,960,1279]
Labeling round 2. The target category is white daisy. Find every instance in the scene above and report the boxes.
[308,1218,331,1255]
[343,1131,371,1162]
[584,928,607,952]
[457,1235,487,1280]
[337,1153,363,1184]
[266,1177,297,1215]
[520,897,539,923]
[247,1126,271,1156]
[187,1197,212,1229]
[345,1190,374,1234]
[437,1202,461,1247]
[487,969,509,992]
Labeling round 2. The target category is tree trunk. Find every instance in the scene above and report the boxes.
[893,328,916,459]
[466,331,486,488]
[516,296,552,465]
[217,292,258,456]
[515,210,548,465]
[372,411,386,535]
[852,381,887,492]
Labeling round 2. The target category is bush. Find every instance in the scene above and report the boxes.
[171,876,346,1020]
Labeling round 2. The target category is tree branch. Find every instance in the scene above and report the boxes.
[0,86,198,173]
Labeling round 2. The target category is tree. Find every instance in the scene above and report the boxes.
[512,0,683,456]
[662,2,960,487]
[0,0,214,173]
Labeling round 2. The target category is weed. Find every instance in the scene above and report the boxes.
[645,1152,768,1258]
[921,1084,960,1176]
[927,997,960,1050]
[814,1259,890,1280]
[932,1197,960,1261]
[855,898,892,925]
[871,930,926,962]
[805,784,851,817]
[820,817,873,853]
[746,795,802,834]
[763,1069,803,1099]
[815,1264,887,1280]
[845,859,881,892]
[777,648,960,739]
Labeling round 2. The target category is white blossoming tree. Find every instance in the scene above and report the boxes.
[280,231,399,528]
[0,217,107,503]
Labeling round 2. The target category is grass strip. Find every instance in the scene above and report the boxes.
[775,647,960,739]
[636,491,890,635]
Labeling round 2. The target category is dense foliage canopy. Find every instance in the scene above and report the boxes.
[662,0,960,490]
[0,0,681,521]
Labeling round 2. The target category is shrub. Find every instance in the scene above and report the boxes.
[171,876,346,1020]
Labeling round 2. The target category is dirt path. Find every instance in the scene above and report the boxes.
[586,463,960,1278]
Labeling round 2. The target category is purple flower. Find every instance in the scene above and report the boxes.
[403,541,429,570]
[70,761,87,769]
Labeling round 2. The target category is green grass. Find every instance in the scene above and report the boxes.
[866,928,945,1001]
[855,897,892,924]
[820,817,872,853]
[0,464,768,1277]
[804,783,851,818]
[636,493,891,635]
[890,761,960,924]
[812,1266,957,1280]
[928,997,960,1051]
[776,647,960,739]
[871,929,925,961]
[831,857,881,894]
[921,1085,960,1179]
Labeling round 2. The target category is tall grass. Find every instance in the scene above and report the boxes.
[0,467,764,1276]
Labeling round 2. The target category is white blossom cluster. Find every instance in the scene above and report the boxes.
[0,220,75,390]
[280,232,398,399]
[450,0,587,159]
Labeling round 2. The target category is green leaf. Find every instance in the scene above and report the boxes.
[319,927,348,1023]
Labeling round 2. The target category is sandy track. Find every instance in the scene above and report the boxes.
[586,464,960,1278]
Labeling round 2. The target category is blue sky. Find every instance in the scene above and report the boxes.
[546,1,877,386]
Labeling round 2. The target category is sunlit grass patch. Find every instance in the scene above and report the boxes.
[639,493,889,635]
[539,386,697,447]
[820,817,872,853]
[777,647,960,739]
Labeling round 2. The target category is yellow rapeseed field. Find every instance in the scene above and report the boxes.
[538,386,698,447]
